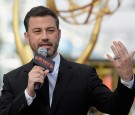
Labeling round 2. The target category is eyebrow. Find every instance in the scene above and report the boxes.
[33,27,55,30]
[46,27,55,29]
[33,28,41,30]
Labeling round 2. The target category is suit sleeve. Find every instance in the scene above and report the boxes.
[0,74,28,115]
[88,67,135,115]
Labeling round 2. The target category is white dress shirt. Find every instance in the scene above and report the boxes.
[47,53,60,106]
[121,75,134,88]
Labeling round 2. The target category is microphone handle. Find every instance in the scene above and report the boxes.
[34,82,41,91]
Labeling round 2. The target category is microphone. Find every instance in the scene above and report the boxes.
[33,47,55,90]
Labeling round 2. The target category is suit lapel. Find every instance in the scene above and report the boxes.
[20,58,74,115]
[50,57,73,115]
[17,60,34,91]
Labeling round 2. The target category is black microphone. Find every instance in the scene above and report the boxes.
[33,47,55,90]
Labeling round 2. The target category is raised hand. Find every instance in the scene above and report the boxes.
[106,41,135,81]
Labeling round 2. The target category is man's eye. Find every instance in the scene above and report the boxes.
[47,29,55,33]
[35,31,40,32]
[34,30,41,34]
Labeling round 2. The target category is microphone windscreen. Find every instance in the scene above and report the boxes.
[33,47,55,72]
[38,47,47,57]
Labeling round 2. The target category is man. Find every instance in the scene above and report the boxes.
[0,6,135,115]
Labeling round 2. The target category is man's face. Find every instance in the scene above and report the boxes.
[24,15,61,58]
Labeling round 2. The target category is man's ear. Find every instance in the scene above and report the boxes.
[24,32,29,44]
[58,29,61,41]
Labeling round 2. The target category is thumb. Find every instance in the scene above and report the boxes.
[44,69,49,75]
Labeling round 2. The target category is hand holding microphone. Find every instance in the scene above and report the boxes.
[26,47,55,96]
[33,47,55,90]
[26,66,49,96]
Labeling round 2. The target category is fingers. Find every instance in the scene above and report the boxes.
[111,41,126,59]
[111,41,121,58]
[109,41,130,60]
[106,53,114,62]
[113,41,124,57]
[44,69,49,75]
[117,41,129,56]
[28,66,49,87]
[106,41,121,62]
[106,40,134,81]
[27,66,49,95]
[33,66,45,78]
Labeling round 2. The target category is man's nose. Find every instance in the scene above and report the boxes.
[41,30,48,40]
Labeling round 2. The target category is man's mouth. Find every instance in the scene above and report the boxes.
[39,44,52,49]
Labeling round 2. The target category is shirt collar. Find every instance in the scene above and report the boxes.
[51,53,60,75]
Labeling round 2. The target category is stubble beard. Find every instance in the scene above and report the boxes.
[47,43,59,58]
